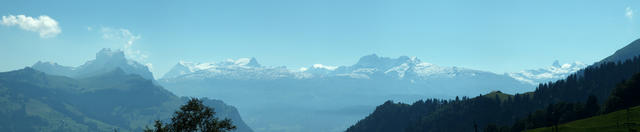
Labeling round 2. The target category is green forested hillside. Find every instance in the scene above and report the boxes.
[0,67,252,132]
[347,55,640,132]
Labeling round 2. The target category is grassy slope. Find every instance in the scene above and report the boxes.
[528,106,640,132]
[482,91,513,102]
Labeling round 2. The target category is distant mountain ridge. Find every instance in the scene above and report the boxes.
[8,49,254,132]
[22,47,590,132]
[159,54,536,132]
[163,54,583,86]
[164,54,536,84]
[162,58,291,80]
[32,48,154,80]
[0,67,252,132]
[301,54,494,80]
[345,38,640,132]
[599,38,640,64]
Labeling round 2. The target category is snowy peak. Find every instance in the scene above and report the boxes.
[173,57,262,71]
[353,54,419,70]
[31,61,75,76]
[227,57,260,67]
[311,64,338,70]
[96,48,126,61]
[32,61,72,70]
[297,64,339,77]
[161,58,289,80]
[162,61,212,79]
[322,54,488,79]
[552,60,561,68]
[162,62,193,79]
[550,61,585,72]
[246,57,261,67]
[508,60,587,84]
[161,54,514,81]
[77,48,153,79]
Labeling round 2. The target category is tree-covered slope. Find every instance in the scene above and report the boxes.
[347,40,640,132]
[0,67,252,132]
[527,71,640,132]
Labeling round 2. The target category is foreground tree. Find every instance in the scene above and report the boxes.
[145,98,236,132]
[606,72,640,113]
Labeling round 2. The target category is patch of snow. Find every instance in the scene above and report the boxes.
[508,61,587,84]
[312,64,338,70]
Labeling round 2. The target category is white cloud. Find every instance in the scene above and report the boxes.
[1,14,61,38]
[101,27,141,49]
[626,7,634,19]
[99,27,150,68]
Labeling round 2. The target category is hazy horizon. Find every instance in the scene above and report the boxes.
[3,1,640,132]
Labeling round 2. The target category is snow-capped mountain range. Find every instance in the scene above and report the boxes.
[158,54,544,132]
[507,60,587,84]
[162,58,293,80]
[26,48,588,132]
[20,39,640,132]
[163,54,497,80]
[161,54,583,85]
[327,55,489,79]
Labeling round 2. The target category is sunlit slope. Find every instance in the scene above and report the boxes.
[529,106,640,132]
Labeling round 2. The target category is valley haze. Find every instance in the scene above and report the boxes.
[33,48,585,132]
[1,0,639,132]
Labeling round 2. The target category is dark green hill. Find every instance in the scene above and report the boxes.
[0,67,252,132]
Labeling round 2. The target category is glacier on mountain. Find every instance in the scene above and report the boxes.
[507,60,587,84]
[162,54,503,82]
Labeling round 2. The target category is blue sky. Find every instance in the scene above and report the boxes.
[1,0,639,77]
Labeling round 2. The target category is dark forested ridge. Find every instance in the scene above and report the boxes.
[347,54,640,131]
[0,67,252,132]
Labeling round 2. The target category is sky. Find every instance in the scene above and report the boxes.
[1,0,639,78]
